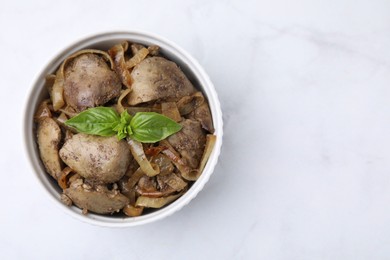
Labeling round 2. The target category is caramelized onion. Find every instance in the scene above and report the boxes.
[197,134,216,174]
[117,88,132,113]
[58,106,77,118]
[151,153,175,176]
[160,140,191,179]
[176,92,204,115]
[145,146,166,156]
[123,204,144,217]
[135,186,174,198]
[127,138,160,177]
[130,43,145,54]
[126,167,146,190]
[58,167,74,190]
[34,99,52,122]
[135,192,182,208]
[157,173,187,192]
[181,134,217,181]
[51,70,65,111]
[126,47,149,69]
[108,41,132,89]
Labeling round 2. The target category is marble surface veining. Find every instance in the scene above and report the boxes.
[1,0,390,259]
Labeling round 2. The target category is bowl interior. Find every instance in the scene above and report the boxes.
[24,31,223,227]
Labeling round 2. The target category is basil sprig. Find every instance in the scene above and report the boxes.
[65,107,182,143]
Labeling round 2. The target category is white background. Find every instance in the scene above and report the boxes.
[2,0,390,259]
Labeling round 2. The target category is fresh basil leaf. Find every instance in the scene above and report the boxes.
[130,112,182,143]
[65,107,120,136]
[126,124,133,136]
[113,110,133,140]
[117,131,127,140]
[120,110,132,125]
[65,108,182,143]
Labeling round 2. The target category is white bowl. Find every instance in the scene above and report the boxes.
[23,31,223,227]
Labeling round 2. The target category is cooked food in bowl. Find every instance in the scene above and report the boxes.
[34,41,216,217]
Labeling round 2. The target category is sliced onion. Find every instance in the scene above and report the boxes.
[127,139,160,177]
[45,74,56,89]
[151,153,174,176]
[108,41,132,89]
[58,167,74,190]
[58,106,77,118]
[43,75,58,111]
[123,204,144,217]
[145,146,166,157]
[160,135,216,181]
[126,47,149,69]
[198,134,216,174]
[130,43,145,54]
[51,70,65,111]
[135,186,175,198]
[184,134,217,181]
[116,88,132,113]
[135,192,182,208]
[176,92,204,115]
[158,173,187,192]
[126,167,145,189]
[159,140,192,179]
[34,99,52,122]
[121,189,137,205]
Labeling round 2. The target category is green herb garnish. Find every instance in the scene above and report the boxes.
[65,107,182,143]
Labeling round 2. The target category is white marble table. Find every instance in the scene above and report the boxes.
[1,0,390,259]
